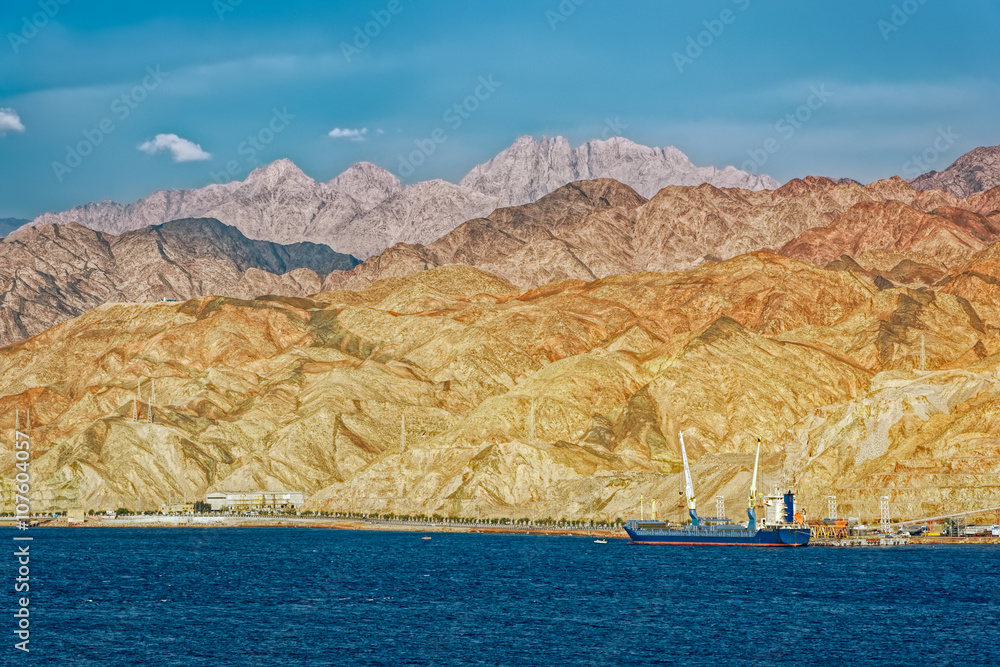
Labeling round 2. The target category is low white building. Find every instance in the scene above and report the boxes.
[206,490,305,512]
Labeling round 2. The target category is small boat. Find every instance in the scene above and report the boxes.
[594,539,608,544]
[421,536,432,541]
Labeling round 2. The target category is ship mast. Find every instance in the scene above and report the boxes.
[679,431,699,526]
[747,436,761,530]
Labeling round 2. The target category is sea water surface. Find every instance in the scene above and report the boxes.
[4,528,999,666]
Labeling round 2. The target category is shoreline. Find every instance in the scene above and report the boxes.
[0,516,629,538]
[3,518,1000,544]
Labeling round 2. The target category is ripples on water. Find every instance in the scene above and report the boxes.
[4,528,999,665]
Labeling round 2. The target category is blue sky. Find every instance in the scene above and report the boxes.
[1,0,998,219]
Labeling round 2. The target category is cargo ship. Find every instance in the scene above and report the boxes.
[624,432,810,547]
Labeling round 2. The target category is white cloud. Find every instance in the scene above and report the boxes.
[0,108,25,135]
[138,133,211,162]
[328,127,368,141]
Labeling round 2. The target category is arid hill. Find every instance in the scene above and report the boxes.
[325,176,961,290]
[2,255,998,523]
[6,176,989,351]
[0,218,357,347]
[778,201,1000,270]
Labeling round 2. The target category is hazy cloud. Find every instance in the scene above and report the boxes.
[328,127,368,141]
[0,108,25,135]
[138,133,211,161]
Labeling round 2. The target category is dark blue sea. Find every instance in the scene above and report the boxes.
[3,528,999,666]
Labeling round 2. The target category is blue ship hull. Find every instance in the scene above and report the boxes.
[624,521,810,547]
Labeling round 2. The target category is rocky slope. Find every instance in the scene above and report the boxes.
[911,144,1000,197]
[326,175,961,290]
[4,175,985,349]
[29,137,778,258]
[2,254,999,522]
[779,201,1000,270]
[0,218,357,347]
[460,136,778,205]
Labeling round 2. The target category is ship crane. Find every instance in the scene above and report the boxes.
[747,436,761,531]
[679,431,699,526]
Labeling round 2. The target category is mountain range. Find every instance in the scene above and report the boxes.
[0,219,356,347]
[323,175,968,291]
[5,172,999,351]
[25,136,776,259]
[459,135,778,205]
[2,253,998,520]
[3,138,1000,520]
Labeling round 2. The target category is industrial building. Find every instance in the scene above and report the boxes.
[160,501,195,514]
[206,490,305,512]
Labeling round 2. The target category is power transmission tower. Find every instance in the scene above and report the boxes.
[879,496,891,533]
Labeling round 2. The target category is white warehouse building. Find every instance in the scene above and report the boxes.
[206,490,305,512]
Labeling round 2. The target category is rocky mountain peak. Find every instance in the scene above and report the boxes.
[911,144,1000,198]
[245,158,314,187]
[328,161,402,209]
[460,134,778,206]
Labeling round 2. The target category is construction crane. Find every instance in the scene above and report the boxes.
[679,431,699,526]
[747,436,761,529]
